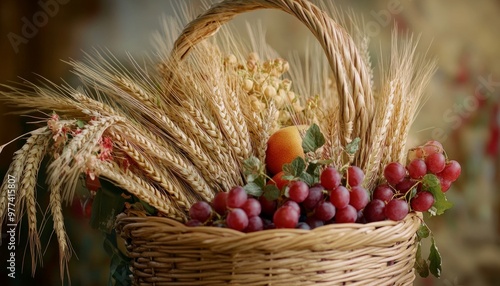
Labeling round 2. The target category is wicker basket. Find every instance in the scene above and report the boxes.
[116,212,422,285]
[116,0,423,285]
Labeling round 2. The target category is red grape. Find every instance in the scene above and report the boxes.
[288,180,309,203]
[320,167,342,190]
[273,206,299,228]
[242,198,261,217]
[347,166,365,186]
[227,186,248,208]
[189,201,212,223]
[226,208,249,231]
[245,216,264,232]
[364,199,386,222]
[438,176,452,192]
[212,192,228,216]
[330,185,350,209]
[407,158,427,179]
[335,205,357,223]
[349,186,369,211]
[384,199,409,221]
[384,162,406,185]
[423,140,444,156]
[437,160,461,182]
[373,184,394,202]
[410,191,435,212]
[305,217,324,229]
[425,153,446,174]
[283,200,301,214]
[296,222,312,230]
[395,178,417,194]
[314,201,336,221]
[302,184,324,210]
[259,196,277,217]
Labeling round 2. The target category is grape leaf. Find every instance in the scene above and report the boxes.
[422,174,453,216]
[417,223,430,240]
[345,137,361,155]
[244,182,263,197]
[263,184,280,200]
[429,238,442,278]
[414,243,429,278]
[104,231,131,286]
[283,157,306,178]
[243,156,264,176]
[299,172,316,186]
[301,123,325,153]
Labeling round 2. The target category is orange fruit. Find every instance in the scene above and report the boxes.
[265,125,305,175]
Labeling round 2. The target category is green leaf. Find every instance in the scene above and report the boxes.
[90,183,126,233]
[299,172,315,186]
[414,243,429,278]
[244,182,264,197]
[263,184,280,201]
[139,200,156,215]
[345,137,361,155]
[76,119,85,128]
[243,156,264,176]
[282,156,306,178]
[417,223,430,240]
[422,174,453,216]
[429,238,442,278]
[301,123,325,153]
[104,231,131,286]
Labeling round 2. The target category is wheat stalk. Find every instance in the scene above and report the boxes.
[108,129,196,211]
[109,126,214,200]
[47,116,121,203]
[19,131,51,274]
[94,160,186,221]
[364,81,396,189]
[48,182,72,282]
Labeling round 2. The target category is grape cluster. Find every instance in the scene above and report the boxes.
[369,141,461,222]
[187,165,370,231]
[186,140,460,231]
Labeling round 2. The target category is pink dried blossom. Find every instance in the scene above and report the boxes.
[98,136,113,161]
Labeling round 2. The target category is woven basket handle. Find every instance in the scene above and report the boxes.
[171,0,372,143]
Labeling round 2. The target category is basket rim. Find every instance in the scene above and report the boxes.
[117,211,422,236]
[116,210,423,254]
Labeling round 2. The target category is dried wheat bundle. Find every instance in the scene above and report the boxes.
[0,0,436,281]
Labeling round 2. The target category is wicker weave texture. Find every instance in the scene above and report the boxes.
[116,212,422,285]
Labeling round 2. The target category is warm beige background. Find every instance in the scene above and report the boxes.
[1,0,499,285]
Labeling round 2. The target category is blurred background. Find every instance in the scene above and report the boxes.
[0,0,499,285]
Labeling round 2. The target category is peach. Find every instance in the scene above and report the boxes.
[265,125,305,175]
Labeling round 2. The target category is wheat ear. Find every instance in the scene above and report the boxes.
[48,182,72,282]
[47,116,121,203]
[364,81,396,189]
[109,129,195,211]
[94,160,186,221]
[109,126,213,201]
[20,131,51,274]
